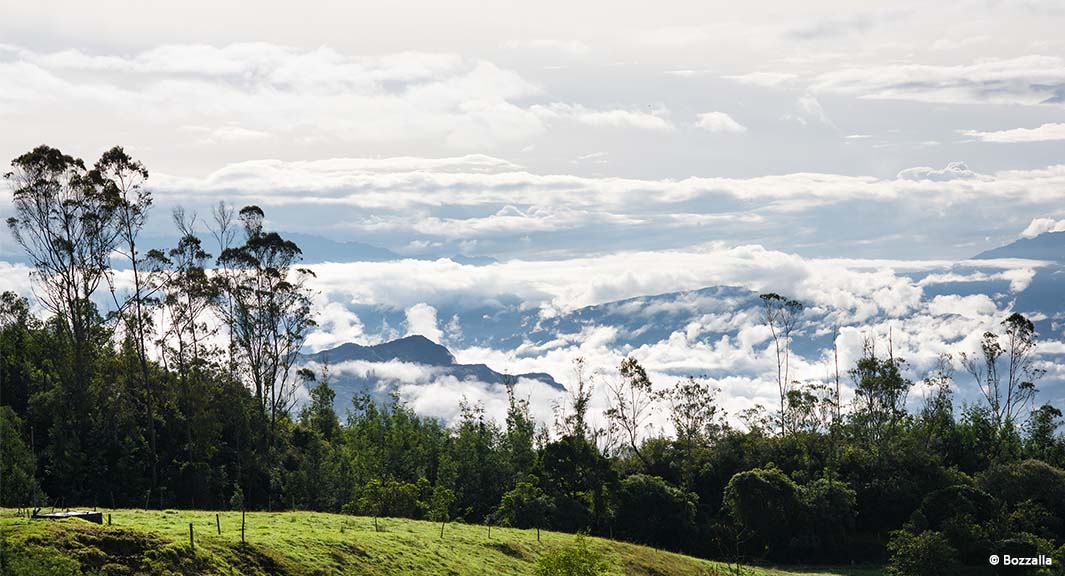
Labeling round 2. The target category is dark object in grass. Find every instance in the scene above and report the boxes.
[31,508,103,524]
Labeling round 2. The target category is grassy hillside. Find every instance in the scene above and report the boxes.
[0,509,883,576]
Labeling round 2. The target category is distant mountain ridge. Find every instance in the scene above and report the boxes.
[973,231,1065,261]
[283,233,401,263]
[300,335,563,414]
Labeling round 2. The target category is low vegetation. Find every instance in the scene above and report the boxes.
[0,510,881,576]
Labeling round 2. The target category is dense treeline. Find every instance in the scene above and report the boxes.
[2,146,1064,575]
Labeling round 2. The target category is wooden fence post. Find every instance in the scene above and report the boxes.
[189,523,194,552]
[107,514,111,526]
[216,513,221,535]
[241,510,246,543]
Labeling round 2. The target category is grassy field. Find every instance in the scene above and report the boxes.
[0,509,883,576]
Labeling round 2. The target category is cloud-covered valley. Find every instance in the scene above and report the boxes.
[293,244,1064,432]
[7,239,1057,434]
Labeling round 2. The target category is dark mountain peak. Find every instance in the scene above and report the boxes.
[973,231,1065,262]
[302,336,564,414]
[307,334,454,366]
[375,335,455,365]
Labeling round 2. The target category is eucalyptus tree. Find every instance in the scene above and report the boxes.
[502,375,536,482]
[849,338,911,460]
[147,209,218,465]
[5,146,121,388]
[961,313,1044,442]
[664,376,723,451]
[553,356,594,440]
[5,146,122,493]
[214,205,316,441]
[209,201,238,372]
[92,147,159,493]
[759,293,804,436]
[606,357,658,470]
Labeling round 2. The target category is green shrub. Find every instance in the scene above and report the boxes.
[1,544,81,576]
[887,530,960,576]
[794,477,857,560]
[613,474,698,551]
[535,534,607,576]
[723,466,803,558]
[0,406,44,507]
[229,485,245,510]
[497,478,552,529]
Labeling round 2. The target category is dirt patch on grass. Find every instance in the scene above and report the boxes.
[217,542,295,576]
[486,540,533,561]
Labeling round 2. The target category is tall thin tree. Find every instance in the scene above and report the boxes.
[759,293,803,436]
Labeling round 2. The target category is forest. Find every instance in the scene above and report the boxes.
[2,145,1064,576]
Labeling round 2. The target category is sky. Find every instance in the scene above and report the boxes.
[1,0,1063,429]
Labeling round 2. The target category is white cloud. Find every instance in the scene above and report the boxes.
[131,155,1065,261]
[928,294,998,319]
[303,244,1038,317]
[694,111,747,133]
[405,302,444,343]
[919,267,1037,293]
[0,44,548,149]
[533,103,675,131]
[999,267,1037,292]
[397,205,639,238]
[896,161,979,182]
[0,262,35,301]
[722,71,797,87]
[1020,217,1065,238]
[961,122,1065,143]
[153,156,1065,212]
[811,55,1065,105]
[503,38,591,56]
[182,124,272,144]
[304,300,370,351]
[796,94,835,127]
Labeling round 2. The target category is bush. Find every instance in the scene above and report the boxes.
[910,484,1002,564]
[497,478,552,529]
[795,478,857,561]
[550,494,594,534]
[0,406,44,507]
[535,534,607,576]
[612,474,698,551]
[887,530,960,576]
[724,466,803,558]
[911,485,1001,532]
[354,479,428,519]
[979,460,1065,543]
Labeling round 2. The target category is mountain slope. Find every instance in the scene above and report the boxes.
[973,231,1065,261]
[283,232,401,263]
